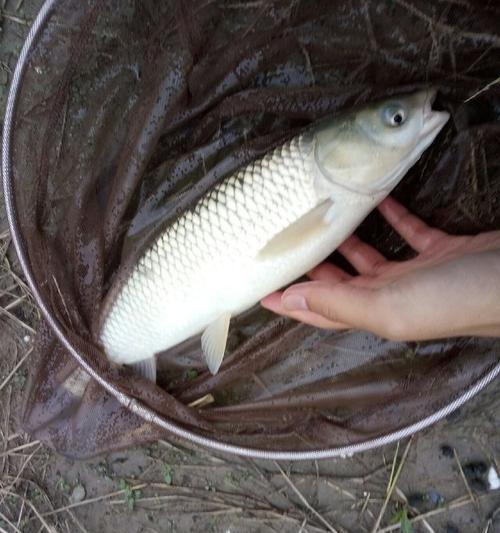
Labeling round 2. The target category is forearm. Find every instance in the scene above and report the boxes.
[382,249,500,340]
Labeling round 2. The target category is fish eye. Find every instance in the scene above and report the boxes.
[382,105,407,127]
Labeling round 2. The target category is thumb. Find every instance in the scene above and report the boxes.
[281,281,383,332]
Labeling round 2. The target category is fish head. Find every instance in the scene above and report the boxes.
[313,89,450,195]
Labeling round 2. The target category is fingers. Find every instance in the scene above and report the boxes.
[277,280,385,333]
[337,235,388,275]
[261,291,350,330]
[308,262,352,282]
[378,197,447,253]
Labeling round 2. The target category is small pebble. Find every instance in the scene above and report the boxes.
[440,444,454,458]
[407,492,427,509]
[427,488,444,506]
[464,461,488,476]
[408,489,443,511]
[463,461,488,492]
[70,484,86,504]
[445,408,461,421]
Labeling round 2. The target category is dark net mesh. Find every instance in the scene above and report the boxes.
[9,0,500,458]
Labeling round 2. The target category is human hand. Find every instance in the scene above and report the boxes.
[261,197,500,341]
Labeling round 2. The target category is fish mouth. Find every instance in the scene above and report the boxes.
[423,87,437,120]
[422,88,450,137]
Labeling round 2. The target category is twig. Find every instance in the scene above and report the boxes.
[0,510,22,533]
[2,445,41,496]
[16,488,26,530]
[387,442,399,494]
[353,464,391,484]
[0,440,41,458]
[147,482,279,509]
[325,481,357,501]
[36,484,147,518]
[393,0,500,46]
[358,492,371,522]
[264,464,389,486]
[274,461,340,533]
[107,495,237,507]
[105,484,323,530]
[464,76,500,103]
[376,494,497,533]
[187,393,214,408]
[67,509,94,533]
[51,275,74,328]
[5,268,32,298]
[0,306,36,333]
[0,347,33,392]
[394,486,435,533]
[222,1,267,9]
[370,438,413,533]
[2,491,57,533]
[244,458,315,523]
[0,10,29,25]
[3,295,28,311]
[489,504,500,523]
[453,448,478,511]
[157,439,222,462]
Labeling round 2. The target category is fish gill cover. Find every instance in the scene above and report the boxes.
[9,0,500,457]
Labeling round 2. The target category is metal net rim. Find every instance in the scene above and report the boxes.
[2,0,499,460]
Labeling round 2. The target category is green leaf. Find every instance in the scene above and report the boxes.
[399,510,413,533]
[391,507,413,533]
[163,465,173,485]
[401,514,413,533]
[185,368,198,381]
[119,479,138,510]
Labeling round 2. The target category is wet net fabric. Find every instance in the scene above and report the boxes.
[10,0,500,458]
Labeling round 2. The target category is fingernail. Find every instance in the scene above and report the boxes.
[282,293,308,311]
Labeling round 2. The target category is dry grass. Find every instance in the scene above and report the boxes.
[0,112,499,533]
[0,1,499,531]
[0,216,499,533]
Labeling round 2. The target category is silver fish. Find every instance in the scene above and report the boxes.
[99,89,449,380]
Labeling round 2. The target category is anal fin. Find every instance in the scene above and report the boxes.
[130,356,157,382]
[201,312,231,375]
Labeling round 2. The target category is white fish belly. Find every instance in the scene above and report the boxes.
[101,202,373,365]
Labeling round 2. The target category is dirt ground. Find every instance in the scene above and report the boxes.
[0,1,499,532]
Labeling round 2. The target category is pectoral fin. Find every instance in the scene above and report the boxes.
[258,200,333,259]
[131,356,157,382]
[201,312,231,374]
[323,199,336,224]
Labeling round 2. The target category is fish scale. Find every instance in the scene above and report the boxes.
[100,134,317,365]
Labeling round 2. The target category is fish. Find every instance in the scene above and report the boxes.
[98,88,449,381]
